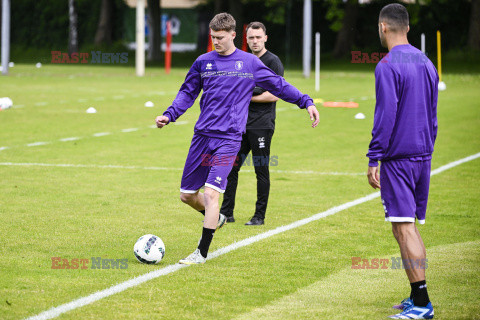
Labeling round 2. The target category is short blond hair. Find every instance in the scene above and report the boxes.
[209,12,236,32]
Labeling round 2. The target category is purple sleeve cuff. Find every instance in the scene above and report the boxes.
[302,98,314,109]
[162,111,174,123]
[368,159,379,167]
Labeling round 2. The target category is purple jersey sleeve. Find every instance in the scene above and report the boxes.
[163,60,202,123]
[432,75,439,143]
[367,63,398,167]
[252,57,313,109]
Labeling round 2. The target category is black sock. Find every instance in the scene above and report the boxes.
[199,210,205,216]
[197,227,215,258]
[410,280,430,307]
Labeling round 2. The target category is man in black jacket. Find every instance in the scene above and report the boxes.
[220,21,284,225]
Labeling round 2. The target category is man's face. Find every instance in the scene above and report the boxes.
[246,28,267,54]
[210,29,236,55]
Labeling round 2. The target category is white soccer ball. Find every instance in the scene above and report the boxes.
[133,234,165,264]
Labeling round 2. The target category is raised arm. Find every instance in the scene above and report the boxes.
[252,57,319,127]
[251,55,285,103]
[158,60,202,127]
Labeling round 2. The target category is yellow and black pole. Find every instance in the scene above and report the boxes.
[437,30,446,91]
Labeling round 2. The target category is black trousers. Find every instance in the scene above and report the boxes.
[220,129,274,220]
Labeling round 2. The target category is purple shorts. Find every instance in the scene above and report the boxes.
[380,159,431,224]
[180,134,241,194]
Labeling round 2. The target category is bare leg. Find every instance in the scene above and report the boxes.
[415,224,427,258]
[203,187,220,229]
[180,191,205,212]
[392,222,426,283]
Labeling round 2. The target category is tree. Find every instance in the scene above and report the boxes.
[95,0,113,46]
[331,0,358,59]
[214,0,225,13]
[468,0,480,50]
[228,0,244,48]
[68,0,79,54]
[147,0,162,61]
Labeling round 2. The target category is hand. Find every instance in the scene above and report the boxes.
[155,116,170,128]
[307,105,320,128]
[367,166,381,189]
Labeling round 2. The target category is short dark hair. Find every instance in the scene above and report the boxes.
[246,21,266,34]
[209,13,236,32]
[379,3,409,32]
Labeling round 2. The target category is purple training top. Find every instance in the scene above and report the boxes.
[163,48,314,141]
[367,44,439,166]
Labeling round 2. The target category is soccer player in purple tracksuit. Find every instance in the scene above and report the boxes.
[155,13,320,265]
[367,4,438,319]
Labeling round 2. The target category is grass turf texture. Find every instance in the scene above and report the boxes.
[0,63,479,319]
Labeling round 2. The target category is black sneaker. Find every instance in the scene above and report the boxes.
[226,216,235,223]
[245,217,264,225]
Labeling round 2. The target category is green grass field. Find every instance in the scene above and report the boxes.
[0,62,479,320]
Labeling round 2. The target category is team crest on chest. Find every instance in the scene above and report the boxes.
[235,61,244,70]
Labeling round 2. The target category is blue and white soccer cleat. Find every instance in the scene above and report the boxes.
[216,213,227,230]
[388,302,434,319]
[393,298,414,310]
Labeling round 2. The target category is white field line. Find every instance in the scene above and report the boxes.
[269,169,364,176]
[174,121,189,126]
[26,142,50,147]
[430,153,480,175]
[0,162,361,176]
[5,121,189,150]
[59,137,81,142]
[0,162,182,171]
[24,152,480,320]
[19,90,179,109]
[92,132,111,137]
[4,123,179,151]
